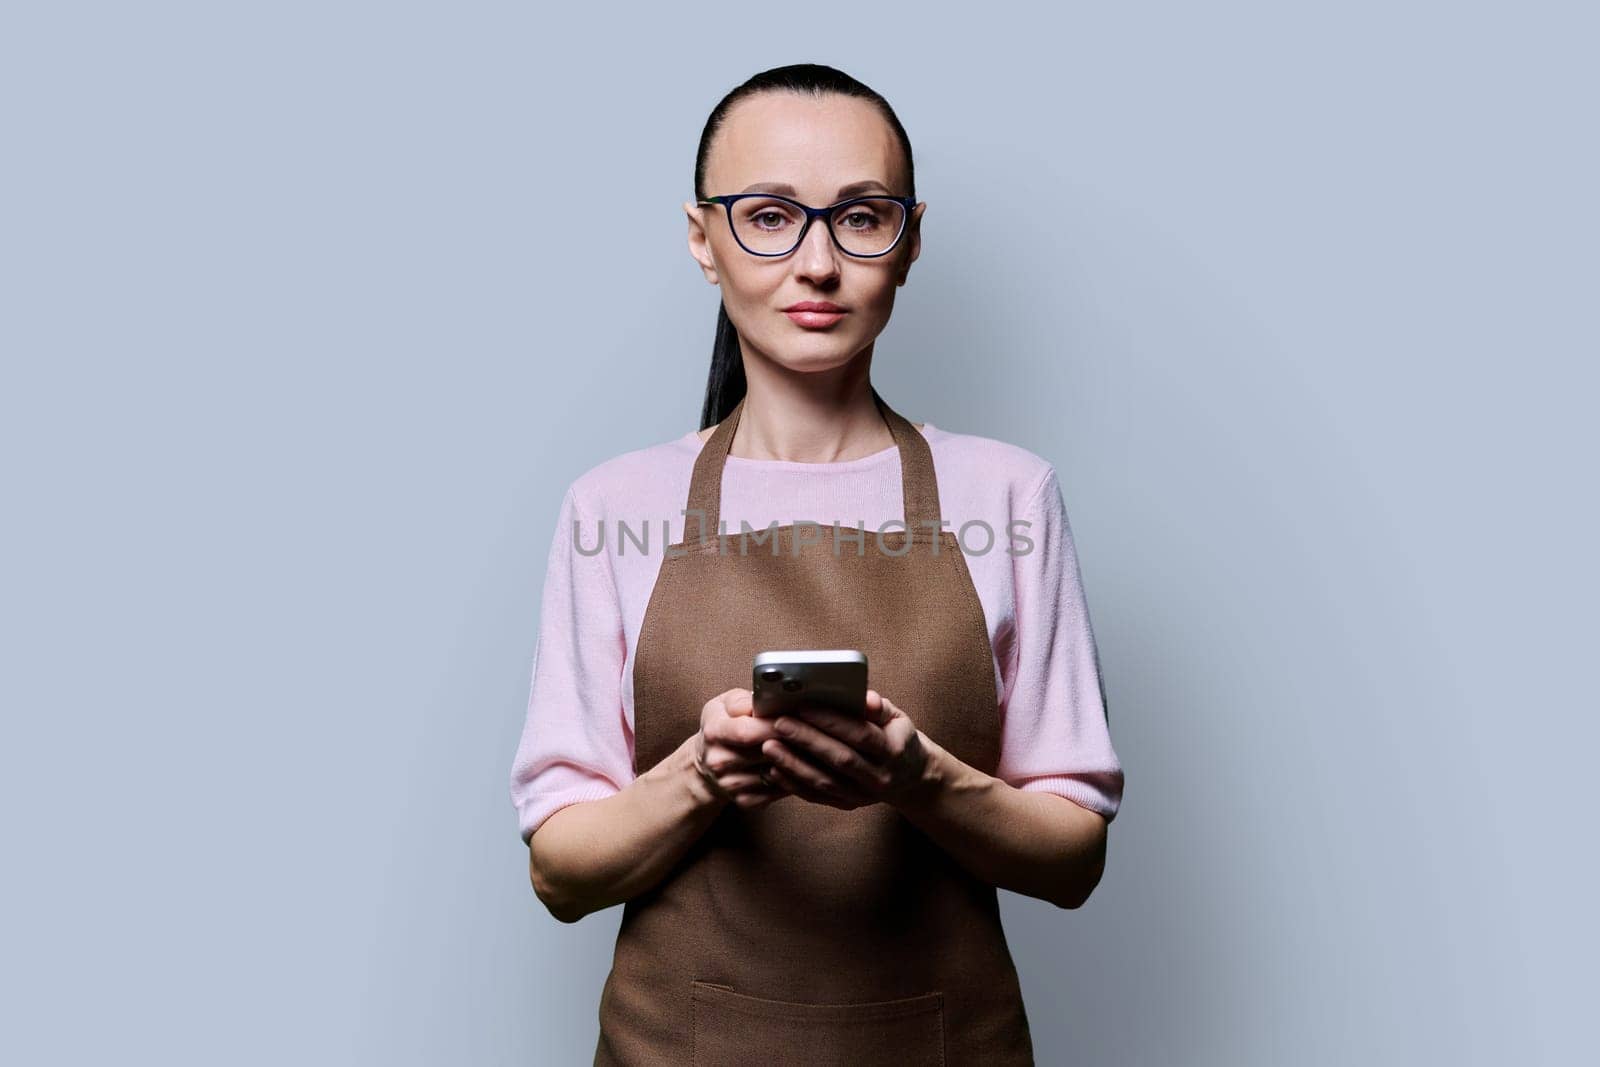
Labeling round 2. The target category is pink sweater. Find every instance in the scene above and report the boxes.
[509,420,1124,844]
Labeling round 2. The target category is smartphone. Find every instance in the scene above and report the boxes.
[752,649,868,719]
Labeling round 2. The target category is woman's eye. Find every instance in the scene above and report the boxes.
[841,211,880,230]
[752,211,790,230]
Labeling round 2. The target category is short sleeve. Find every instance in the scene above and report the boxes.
[995,466,1124,822]
[508,485,634,844]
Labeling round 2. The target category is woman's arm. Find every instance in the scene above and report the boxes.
[893,461,1116,908]
[761,693,1110,911]
[528,735,725,923]
[528,688,782,923]
[894,733,1108,909]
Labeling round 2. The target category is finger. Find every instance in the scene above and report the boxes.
[722,688,755,716]
[763,758,868,809]
[725,767,787,807]
[883,715,919,750]
[772,716,891,791]
[713,714,783,749]
[762,738,877,804]
[704,688,751,723]
[733,787,783,809]
[864,689,892,727]
[698,747,772,775]
[718,770,777,793]
[788,706,891,762]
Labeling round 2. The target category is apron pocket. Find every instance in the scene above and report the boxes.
[690,980,945,1066]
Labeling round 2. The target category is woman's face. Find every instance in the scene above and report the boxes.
[685,92,924,377]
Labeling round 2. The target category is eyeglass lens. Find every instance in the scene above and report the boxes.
[729,198,906,256]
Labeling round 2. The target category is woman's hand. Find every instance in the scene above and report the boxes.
[759,689,931,810]
[693,687,787,810]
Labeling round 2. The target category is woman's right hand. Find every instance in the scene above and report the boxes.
[693,687,787,810]
[528,687,787,922]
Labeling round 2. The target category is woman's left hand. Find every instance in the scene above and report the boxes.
[759,689,931,810]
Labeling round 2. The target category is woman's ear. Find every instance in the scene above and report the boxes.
[684,201,720,284]
[897,203,925,286]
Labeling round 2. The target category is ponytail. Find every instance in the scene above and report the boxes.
[699,301,747,430]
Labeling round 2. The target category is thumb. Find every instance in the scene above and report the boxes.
[865,689,895,727]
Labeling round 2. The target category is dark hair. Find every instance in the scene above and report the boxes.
[692,64,917,429]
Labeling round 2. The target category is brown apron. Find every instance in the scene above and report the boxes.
[594,390,1035,1065]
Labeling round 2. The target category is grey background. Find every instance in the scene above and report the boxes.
[3,2,1594,1064]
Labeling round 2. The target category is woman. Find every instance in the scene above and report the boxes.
[509,64,1124,1065]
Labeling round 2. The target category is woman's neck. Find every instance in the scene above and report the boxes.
[696,386,918,462]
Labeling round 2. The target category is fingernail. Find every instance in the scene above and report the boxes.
[774,718,794,735]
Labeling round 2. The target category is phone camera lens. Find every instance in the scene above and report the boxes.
[759,669,782,684]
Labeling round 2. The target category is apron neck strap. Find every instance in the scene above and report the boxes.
[685,388,941,542]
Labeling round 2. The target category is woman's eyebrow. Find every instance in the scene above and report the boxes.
[738,180,893,198]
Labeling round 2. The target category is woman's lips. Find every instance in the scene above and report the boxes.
[783,308,847,328]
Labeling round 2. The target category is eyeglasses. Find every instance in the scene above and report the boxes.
[697,193,917,258]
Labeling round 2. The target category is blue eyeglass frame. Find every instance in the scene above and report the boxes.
[696,192,919,258]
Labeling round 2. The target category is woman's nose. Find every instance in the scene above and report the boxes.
[790,218,842,284]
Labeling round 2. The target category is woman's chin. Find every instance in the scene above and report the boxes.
[761,342,863,375]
